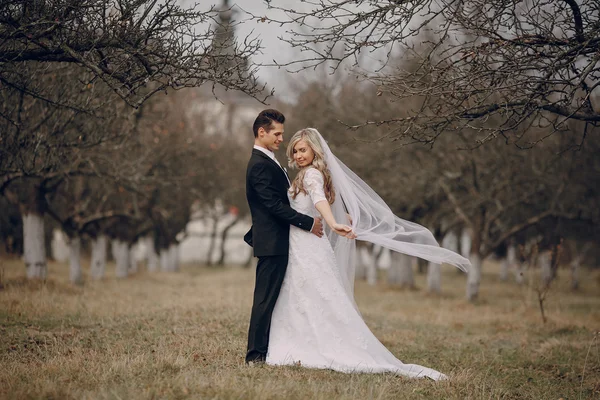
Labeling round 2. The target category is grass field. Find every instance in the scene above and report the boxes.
[1,257,599,400]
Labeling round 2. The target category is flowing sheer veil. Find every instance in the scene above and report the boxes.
[309,128,472,305]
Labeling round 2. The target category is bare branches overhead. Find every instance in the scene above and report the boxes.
[259,0,600,146]
[0,0,267,109]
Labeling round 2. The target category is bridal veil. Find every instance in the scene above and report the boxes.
[306,128,472,304]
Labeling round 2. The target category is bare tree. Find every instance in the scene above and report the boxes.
[287,68,600,302]
[0,0,266,112]
[258,0,599,146]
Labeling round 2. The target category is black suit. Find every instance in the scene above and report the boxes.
[244,148,314,362]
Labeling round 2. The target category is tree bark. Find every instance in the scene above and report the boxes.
[417,258,427,274]
[90,235,107,280]
[217,216,241,266]
[160,247,172,271]
[459,229,472,275]
[22,213,47,279]
[169,243,179,272]
[515,261,525,285]
[389,252,415,289]
[460,229,472,258]
[68,235,83,285]
[244,249,255,269]
[466,253,482,302]
[539,251,553,286]
[112,239,129,278]
[507,244,523,284]
[499,257,509,281]
[355,244,368,280]
[570,257,580,291]
[427,262,441,294]
[206,216,218,266]
[146,235,159,272]
[129,242,138,274]
[360,244,378,285]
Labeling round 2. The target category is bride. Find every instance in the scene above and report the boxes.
[265,128,471,380]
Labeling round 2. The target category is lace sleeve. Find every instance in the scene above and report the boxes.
[303,168,328,206]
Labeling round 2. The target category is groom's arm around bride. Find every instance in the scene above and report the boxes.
[244,109,322,364]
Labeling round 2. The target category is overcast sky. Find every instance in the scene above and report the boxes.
[180,0,377,101]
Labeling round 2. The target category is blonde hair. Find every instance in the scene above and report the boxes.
[286,128,335,204]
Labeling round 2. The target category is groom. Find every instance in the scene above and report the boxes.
[244,109,323,364]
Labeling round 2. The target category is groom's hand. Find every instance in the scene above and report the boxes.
[311,217,324,238]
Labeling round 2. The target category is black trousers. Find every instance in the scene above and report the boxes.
[246,254,288,363]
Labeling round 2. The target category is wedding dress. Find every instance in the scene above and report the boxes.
[266,168,447,380]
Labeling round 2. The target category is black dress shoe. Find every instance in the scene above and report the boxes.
[246,355,266,366]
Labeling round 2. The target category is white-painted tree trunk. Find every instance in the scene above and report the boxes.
[460,229,472,258]
[507,244,523,284]
[442,231,459,253]
[389,252,415,288]
[466,254,482,301]
[459,229,472,275]
[145,236,159,272]
[68,236,83,285]
[570,257,580,291]
[499,257,509,281]
[129,243,138,274]
[355,247,367,280]
[160,248,170,272]
[112,239,129,278]
[23,213,47,279]
[169,243,179,272]
[90,235,107,280]
[357,245,377,285]
[539,251,553,286]
[427,262,442,294]
[515,262,525,285]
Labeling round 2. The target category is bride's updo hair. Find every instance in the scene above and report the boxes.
[287,128,335,204]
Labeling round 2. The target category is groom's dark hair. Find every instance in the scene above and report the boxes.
[253,109,285,137]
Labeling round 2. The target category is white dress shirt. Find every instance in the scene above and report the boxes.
[253,145,290,185]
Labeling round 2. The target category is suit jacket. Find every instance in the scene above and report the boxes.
[245,149,314,257]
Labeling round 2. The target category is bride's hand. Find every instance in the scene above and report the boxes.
[332,223,357,239]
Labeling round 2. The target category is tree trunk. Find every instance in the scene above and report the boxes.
[146,235,159,272]
[460,229,472,258]
[466,253,482,302]
[515,261,525,285]
[217,216,241,266]
[507,244,523,284]
[160,247,170,271]
[244,249,254,269]
[499,258,509,281]
[355,245,368,280]
[169,243,179,272]
[206,216,218,266]
[427,262,441,294]
[417,258,427,274]
[112,239,129,278]
[539,251,552,286]
[389,252,415,288]
[459,229,472,275]
[359,244,378,285]
[22,212,47,279]
[90,235,107,280]
[570,257,580,291]
[129,243,138,274]
[68,235,83,285]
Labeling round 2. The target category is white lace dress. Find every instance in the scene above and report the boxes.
[266,168,447,380]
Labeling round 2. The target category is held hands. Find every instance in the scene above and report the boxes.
[332,223,357,239]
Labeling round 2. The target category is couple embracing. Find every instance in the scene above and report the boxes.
[244,109,471,380]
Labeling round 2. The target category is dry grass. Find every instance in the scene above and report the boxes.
[0,256,599,400]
